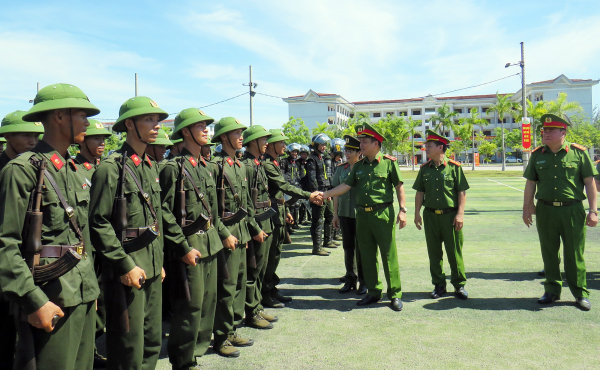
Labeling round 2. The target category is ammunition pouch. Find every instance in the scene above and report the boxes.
[123,221,160,254]
[254,207,276,222]
[182,214,211,236]
[222,208,248,226]
[32,243,84,284]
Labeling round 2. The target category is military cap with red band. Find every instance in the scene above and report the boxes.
[540,113,570,130]
[355,122,385,142]
[425,129,449,145]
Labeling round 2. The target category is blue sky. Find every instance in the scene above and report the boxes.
[1,0,599,129]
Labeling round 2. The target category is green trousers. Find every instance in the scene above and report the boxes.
[423,209,466,289]
[356,205,402,300]
[214,245,247,343]
[29,301,95,370]
[536,201,589,298]
[263,225,286,298]
[106,275,162,370]
[0,297,15,369]
[246,234,273,317]
[168,254,217,369]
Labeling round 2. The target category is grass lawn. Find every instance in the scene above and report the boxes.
[153,173,600,369]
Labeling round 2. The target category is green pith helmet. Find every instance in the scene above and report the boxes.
[0,110,45,137]
[211,117,247,143]
[85,119,112,137]
[204,138,215,146]
[0,137,5,143]
[23,83,100,122]
[113,96,169,133]
[267,129,288,144]
[151,129,173,146]
[168,138,183,147]
[172,108,215,140]
[242,125,272,146]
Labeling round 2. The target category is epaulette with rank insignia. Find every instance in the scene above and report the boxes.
[384,154,397,161]
[532,146,543,152]
[448,159,461,166]
[337,161,347,167]
[421,160,431,167]
[571,143,587,151]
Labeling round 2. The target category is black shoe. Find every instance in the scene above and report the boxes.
[339,279,356,293]
[262,296,285,308]
[292,224,300,230]
[93,351,107,368]
[357,282,367,295]
[576,297,591,311]
[537,292,560,304]
[538,269,545,277]
[339,276,346,283]
[273,290,292,303]
[431,285,447,299]
[357,295,381,306]
[390,298,403,311]
[454,287,468,300]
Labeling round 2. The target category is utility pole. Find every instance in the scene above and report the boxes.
[37,82,40,92]
[135,73,138,97]
[244,66,257,125]
[520,42,529,172]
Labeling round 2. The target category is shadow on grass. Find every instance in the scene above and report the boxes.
[467,271,542,282]
[464,209,522,215]
[422,297,555,311]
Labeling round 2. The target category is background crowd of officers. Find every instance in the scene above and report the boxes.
[0,83,597,370]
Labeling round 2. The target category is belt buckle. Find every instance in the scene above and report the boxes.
[65,207,75,218]
[206,219,211,229]
[552,202,561,207]
[364,207,373,212]
[435,210,443,215]
[76,244,84,255]
[151,223,160,236]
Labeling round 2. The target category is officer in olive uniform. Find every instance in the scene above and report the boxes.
[413,130,469,300]
[324,122,407,312]
[523,113,598,311]
[241,125,279,329]
[0,83,101,369]
[262,130,323,308]
[209,117,261,357]
[0,110,44,169]
[160,108,226,369]
[306,134,334,256]
[331,135,366,294]
[145,128,172,165]
[89,97,193,369]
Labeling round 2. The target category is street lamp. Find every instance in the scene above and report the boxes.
[505,42,528,172]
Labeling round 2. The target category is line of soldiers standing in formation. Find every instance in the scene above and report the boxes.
[0,83,597,370]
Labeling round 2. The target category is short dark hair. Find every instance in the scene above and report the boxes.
[433,140,448,153]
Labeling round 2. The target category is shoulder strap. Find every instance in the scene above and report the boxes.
[218,159,244,208]
[42,169,83,240]
[182,168,212,218]
[123,164,158,222]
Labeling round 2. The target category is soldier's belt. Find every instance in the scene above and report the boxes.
[182,215,211,236]
[33,243,84,284]
[39,243,85,258]
[538,199,582,207]
[255,207,277,222]
[270,197,286,205]
[222,208,248,226]
[254,199,271,208]
[358,202,393,212]
[123,221,160,254]
[425,207,458,215]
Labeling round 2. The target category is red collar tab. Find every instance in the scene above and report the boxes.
[200,156,207,166]
[226,157,234,166]
[189,156,197,167]
[69,159,78,171]
[50,153,64,170]
[254,158,260,166]
[565,145,569,153]
[130,154,142,166]
[344,163,349,169]
[96,158,101,166]
[145,156,153,167]
[273,159,279,167]
[236,159,241,167]
[83,162,93,170]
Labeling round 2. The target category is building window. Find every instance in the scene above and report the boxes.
[398,111,407,116]
[454,108,463,113]
[386,112,394,117]
[485,119,491,124]
[425,108,436,114]
[413,133,422,138]
[534,93,543,102]
[412,109,421,115]
[481,107,489,113]
[483,130,492,136]
[328,118,334,124]
[372,112,381,118]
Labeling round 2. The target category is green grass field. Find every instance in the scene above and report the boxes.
[155,171,600,369]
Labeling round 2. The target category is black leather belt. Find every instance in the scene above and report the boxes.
[125,221,160,238]
[538,199,582,207]
[40,243,84,258]
[358,202,392,212]
[425,207,458,215]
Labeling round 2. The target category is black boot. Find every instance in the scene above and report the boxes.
[311,219,329,256]
[339,277,357,293]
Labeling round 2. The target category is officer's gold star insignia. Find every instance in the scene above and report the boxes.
[150,100,159,108]
[34,122,42,126]
[95,122,104,129]
[199,109,206,115]
[545,117,552,123]
[235,118,242,125]
[165,133,169,139]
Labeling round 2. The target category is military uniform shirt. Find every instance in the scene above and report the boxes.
[160,148,225,259]
[331,162,357,218]
[243,152,274,234]
[412,159,469,209]
[0,141,99,314]
[595,161,600,181]
[0,152,12,172]
[89,142,190,278]
[344,151,402,206]
[524,142,598,202]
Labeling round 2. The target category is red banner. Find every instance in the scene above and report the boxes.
[522,122,531,150]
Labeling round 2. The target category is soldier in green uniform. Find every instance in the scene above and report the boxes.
[201,140,214,162]
[0,83,101,369]
[523,113,598,310]
[89,96,193,369]
[160,108,230,369]
[262,129,323,308]
[331,135,366,294]
[413,130,469,300]
[167,137,184,159]
[0,110,44,168]
[72,118,112,367]
[209,117,260,357]
[241,125,279,329]
[323,122,407,311]
[145,128,172,165]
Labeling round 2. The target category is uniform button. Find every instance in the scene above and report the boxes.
[554,176,557,178]
[437,199,439,201]
[365,193,368,195]
[555,165,557,167]
[554,188,557,190]
[436,189,439,191]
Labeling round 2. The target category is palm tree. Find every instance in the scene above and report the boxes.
[406,116,421,170]
[459,108,488,170]
[430,103,458,134]
[546,92,582,116]
[526,99,548,147]
[486,92,521,171]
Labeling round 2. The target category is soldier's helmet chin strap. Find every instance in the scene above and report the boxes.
[132,119,150,145]
[186,127,203,148]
